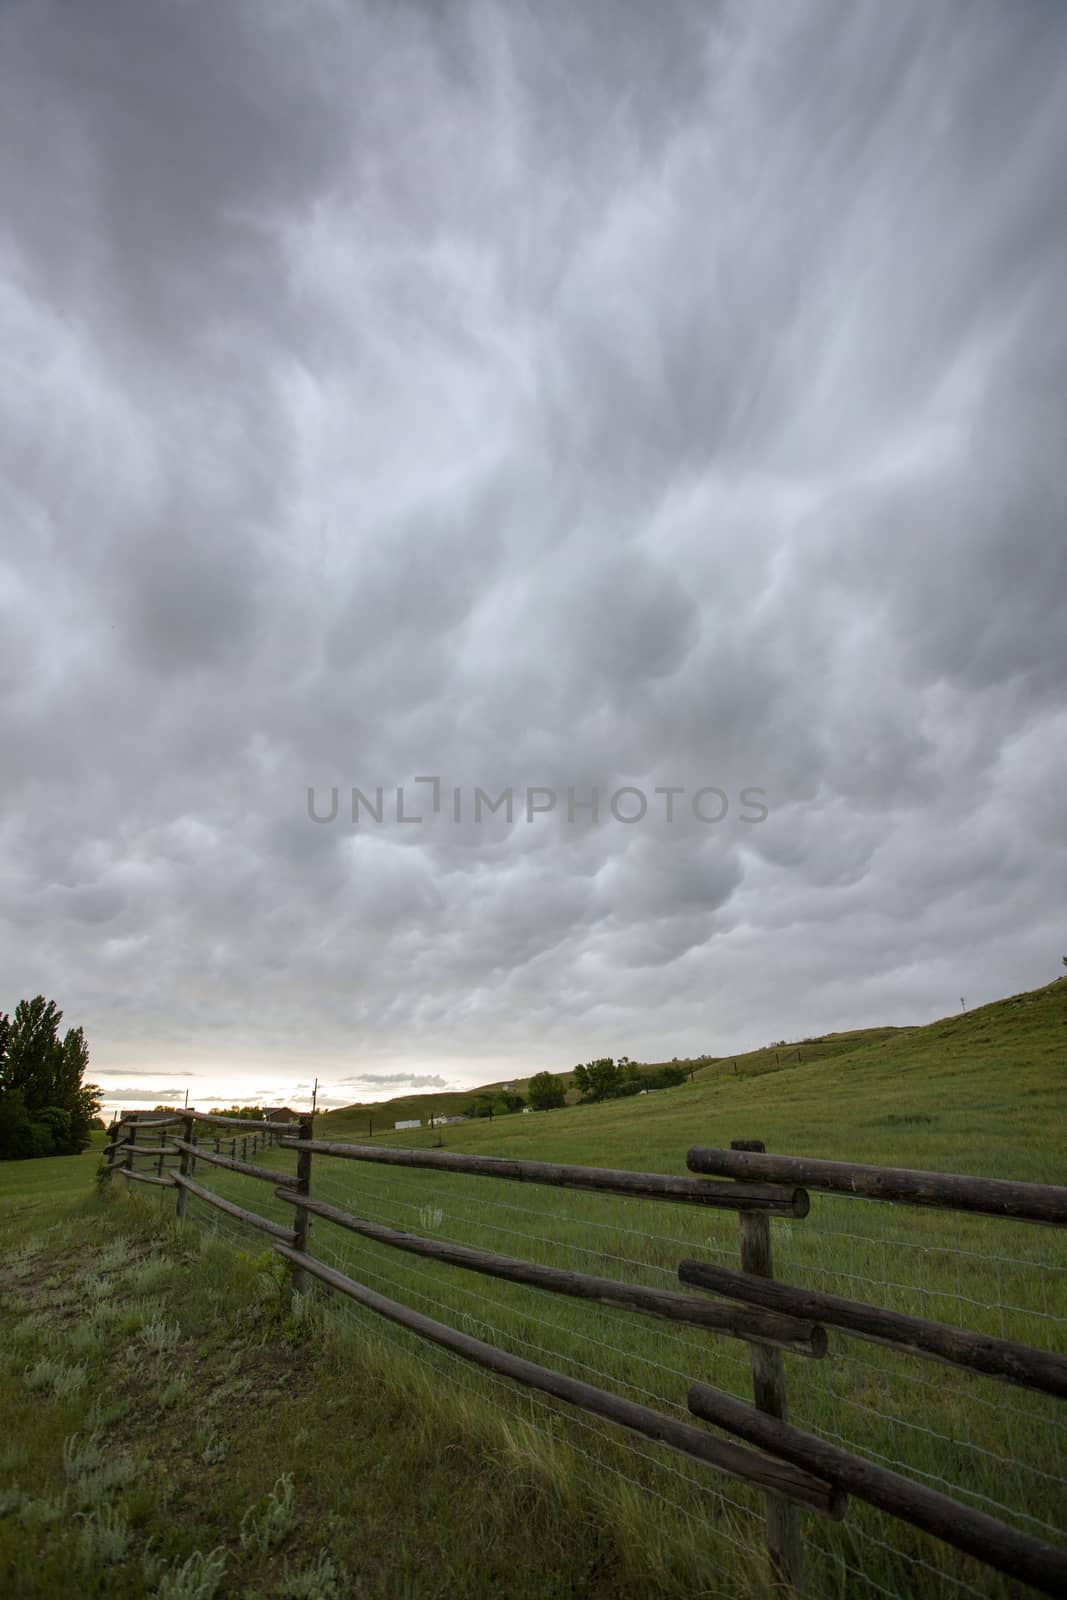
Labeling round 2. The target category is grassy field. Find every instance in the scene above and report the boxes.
[1,978,1064,1597]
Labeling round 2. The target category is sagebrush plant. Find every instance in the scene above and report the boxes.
[278,1548,346,1600]
[194,1417,227,1467]
[84,1391,132,1431]
[68,1306,113,1356]
[239,1472,297,1555]
[67,1452,141,1513]
[153,1545,227,1600]
[25,1355,88,1400]
[77,1502,131,1565]
[158,1373,188,1409]
[95,1240,131,1273]
[8,1309,48,1345]
[62,1429,107,1482]
[124,1257,172,1295]
[139,1313,181,1354]
[16,1494,67,1530]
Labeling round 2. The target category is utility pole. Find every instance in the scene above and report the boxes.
[960,997,966,1013]
[184,1087,189,1109]
[311,1077,318,1116]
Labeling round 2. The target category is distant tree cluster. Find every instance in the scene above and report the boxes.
[572,1057,688,1103]
[463,1090,526,1119]
[0,996,101,1160]
[527,1072,566,1110]
[208,1105,265,1120]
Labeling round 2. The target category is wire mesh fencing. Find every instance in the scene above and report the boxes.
[126,1124,1066,1600]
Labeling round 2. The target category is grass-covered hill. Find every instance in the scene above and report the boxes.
[1,976,1063,1598]
[319,976,1066,1184]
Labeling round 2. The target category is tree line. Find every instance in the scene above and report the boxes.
[0,996,101,1160]
[525,1057,689,1111]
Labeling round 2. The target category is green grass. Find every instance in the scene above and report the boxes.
[2,1181,722,1598]
[2,979,1065,1597]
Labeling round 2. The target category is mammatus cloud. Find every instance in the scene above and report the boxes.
[2,2,1065,1095]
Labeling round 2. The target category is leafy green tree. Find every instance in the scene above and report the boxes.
[464,1093,497,1119]
[527,1072,566,1110]
[573,1058,621,1102]
[643,1064,687,1091]
[0,996,100,1160]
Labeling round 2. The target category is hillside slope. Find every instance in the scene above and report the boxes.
[320,976,1066,1184]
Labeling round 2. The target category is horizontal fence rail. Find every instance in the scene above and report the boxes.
[113,1115,184,1130]
[113,1167,175,1189]
[677,1258,1067,1400]
[687,1146,1067,1226]
[271,1242,844,1517]
[170,1172,297,1243]
[276,1191,828,1357]
[687,1381,1067,1597]
[172,1138,293,1188]
[278,1138,810,1216]
[189,1112,301,1133]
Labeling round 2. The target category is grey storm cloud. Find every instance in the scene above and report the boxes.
[336,1074,451,1090]
[99,1088,187,1104]
[1,1,1066,1093]
[95,1069,200,1079]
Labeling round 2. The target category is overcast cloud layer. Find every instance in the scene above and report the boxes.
[2,1,1065,1115]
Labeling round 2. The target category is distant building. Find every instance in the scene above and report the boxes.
[501,1084,516,1093]
[521,1106,533,1114]
[437,1115,468,1125]
[395,1118,421,1131]
[264,1107,298,1122]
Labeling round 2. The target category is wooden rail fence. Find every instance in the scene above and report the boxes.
[103,1117,1067,1597]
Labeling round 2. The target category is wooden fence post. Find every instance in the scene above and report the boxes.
[125,1120,137,1176]
[733,1138,804,1594]
[291,1114,314,1293]
[106,1121,118,1172]
[176,1115,194,1222]
[156,1128,166,1179]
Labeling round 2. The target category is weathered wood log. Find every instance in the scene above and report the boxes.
[686,1147,1067,1226]
[172,1139,294,1188]
[270,1242,844,1517]
[117,1143,182,1158]
[277,1138,809,1216]
[190,1112,299,1133]
[687,1382,1067,1597]
[171,1173,296,1242]
[274,1192,826,1356]
[677,1259,1067,1400]
[117,1115,184,1130]
[113,1168,175,1189]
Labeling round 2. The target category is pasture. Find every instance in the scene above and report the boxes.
[170,977,1067,1597]
[0,977,1063,1597]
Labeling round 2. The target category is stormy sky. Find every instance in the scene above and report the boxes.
[2,1,1065,1118]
